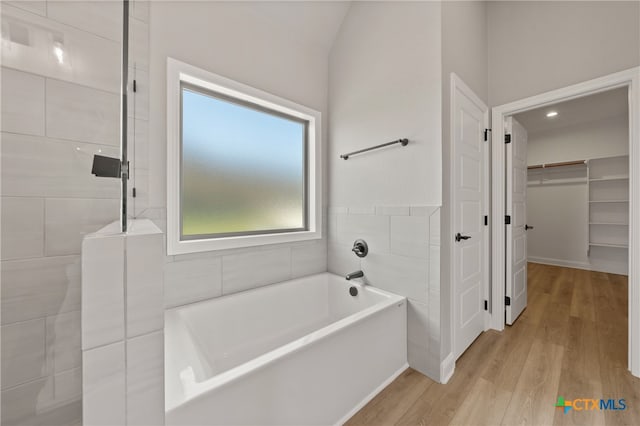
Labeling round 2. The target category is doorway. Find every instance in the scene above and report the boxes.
[490,68,640,376]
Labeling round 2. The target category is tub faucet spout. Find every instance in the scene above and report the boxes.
[345,270,364,281]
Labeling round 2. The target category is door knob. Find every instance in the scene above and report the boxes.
[525,224,534,230]
[455,233,472,242]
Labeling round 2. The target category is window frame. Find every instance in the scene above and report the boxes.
[167,58,322,255]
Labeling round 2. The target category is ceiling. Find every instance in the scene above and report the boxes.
[237,2,351,52]
[513,87,628,134]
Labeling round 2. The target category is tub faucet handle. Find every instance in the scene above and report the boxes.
[352,239,368,258]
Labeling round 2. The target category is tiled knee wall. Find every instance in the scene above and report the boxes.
[327,205,441,380]
[81,220,164,426]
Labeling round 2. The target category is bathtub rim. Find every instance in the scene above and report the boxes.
[165,271,389,311]
[165,274,406,412]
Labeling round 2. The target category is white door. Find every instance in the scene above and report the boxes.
[505,117,528,325]
[452,75,489,359]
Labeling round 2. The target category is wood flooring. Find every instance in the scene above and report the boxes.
[346,263,640,426]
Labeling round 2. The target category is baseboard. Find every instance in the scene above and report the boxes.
[528,257,592,271]
[440,353,455,384]
[335,363,409,426]
[528,256,628,275]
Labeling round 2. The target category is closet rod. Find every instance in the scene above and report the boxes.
[527,160,586,170]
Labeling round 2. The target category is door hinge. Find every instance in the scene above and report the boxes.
[484,300,488,311]
[133,79,137,93]
[120,161,130,178]
[484,128,491,141]
[505,215,511,225]
[505,296,511,306]
[132,187,136,198]
[484,215,488,226]
[505,134,512,144]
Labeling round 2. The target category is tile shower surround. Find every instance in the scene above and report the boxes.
[327,205,442,378]
[0,1,149,424]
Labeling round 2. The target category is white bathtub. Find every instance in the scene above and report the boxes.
[165,272,407,425]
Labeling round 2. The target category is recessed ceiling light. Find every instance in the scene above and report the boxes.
[546,111,558,118]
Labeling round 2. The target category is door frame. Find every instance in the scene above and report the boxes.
[490,67,640,377]
[450,73,491,364]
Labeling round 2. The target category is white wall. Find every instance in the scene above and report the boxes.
[525,115,629,273]
[527,115,629,165]
[147,1,331,308]
[328,1,444,379]
[328,1,442,208]
[440,0,488,362]
[488,1,640,106]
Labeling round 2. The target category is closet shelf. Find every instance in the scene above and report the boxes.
[527,179,587,187]
[589,242,629,248]
[586,155,629,257]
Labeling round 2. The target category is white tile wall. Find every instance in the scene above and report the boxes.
[327,242,360,276]
[46,310,81,373]
[164,257,223,308]
[126,232,164,338]
[327,205,441,380]
[375,205,410,216]
[46,79,120,146]
[1,5,121,93]
[5,1,47,16]
[407,300,433,376]
[291,240,328,278]
[336,214,390,250]
[1,197,45,260]
[1,376,54,426]
[129,118,149,170]
[132,0,149,22]
[126,331,164,426]
[429,208,441,245]
[222,247,292,295]
[362,251,428,303]
[410,205,438,217]
[81,234,125,350]
[130,18,150,71]
[428,209,441,355]
[1,68,45,136]
[47,1,123,42]
[1,132,120,199]
[348,206,376,215]
[45,198,120,256]
[54,367,82,405]
[1,255,81,324]
[82,341,126,426]
[390,215,429,258]
[1,318,47,389]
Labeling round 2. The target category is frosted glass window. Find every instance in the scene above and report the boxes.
[180,84,308,239]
